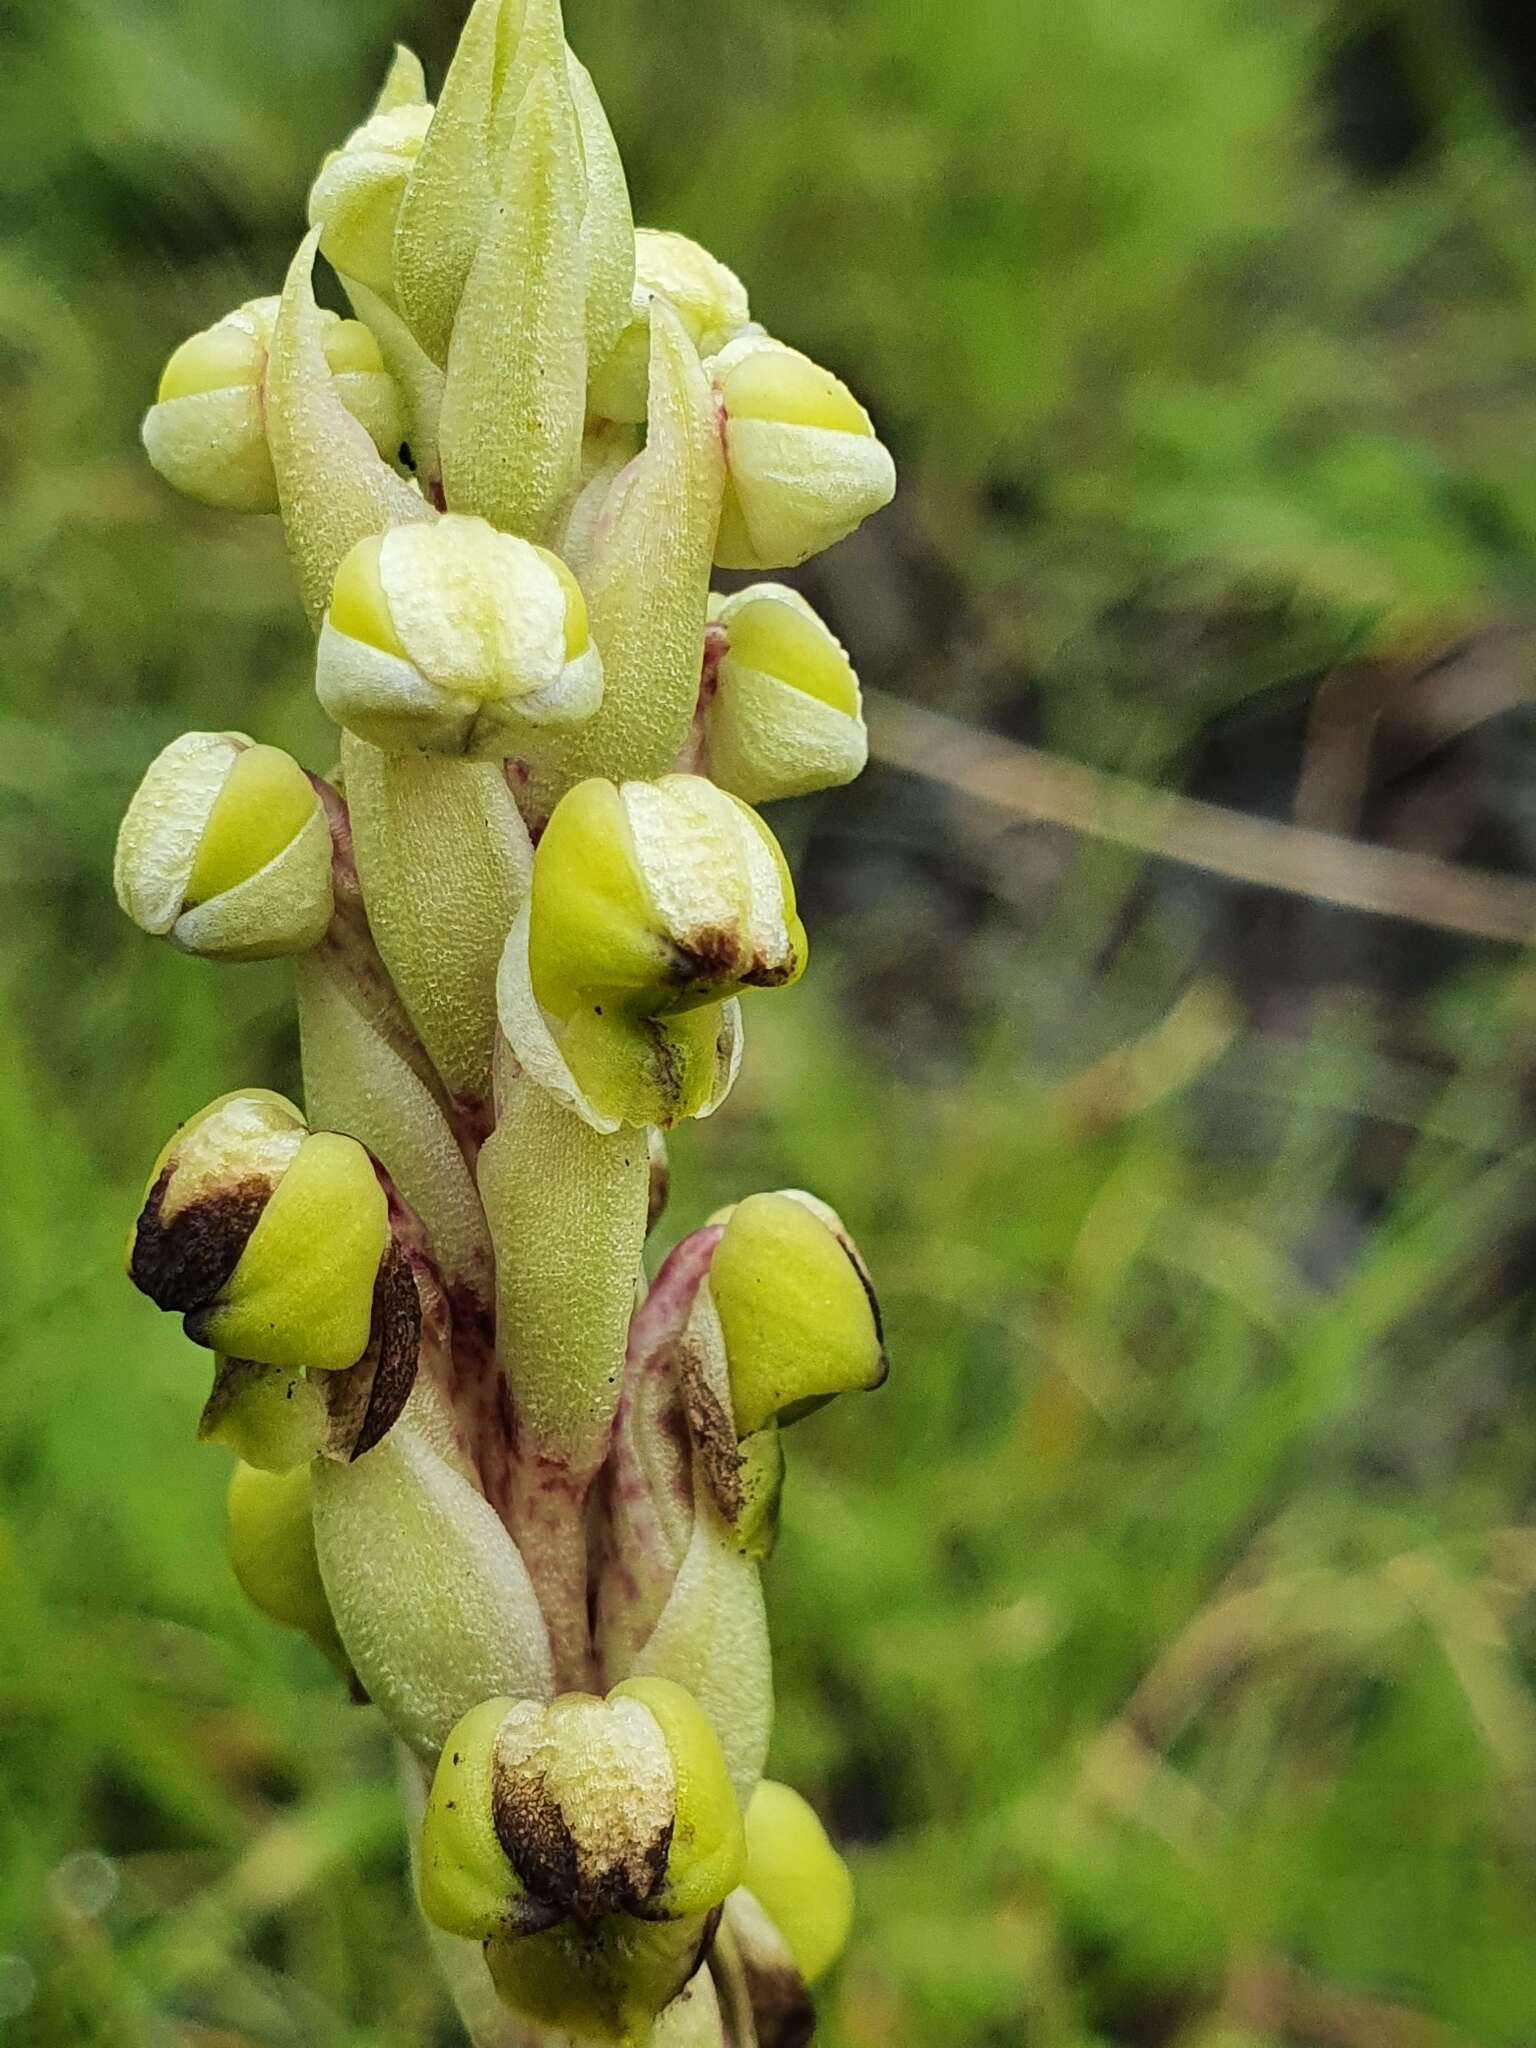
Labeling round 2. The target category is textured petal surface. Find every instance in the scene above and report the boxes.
[392,0,502,364]
[477,1069,649,1478]
[522,302,722,813]
[314,1404,555,1759]
[114,730,242,934]
[344,735,532,1103]
[169,803,334,960]
[440,64,586,540]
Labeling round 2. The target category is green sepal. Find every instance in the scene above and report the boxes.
[439,60,587,541]
[522,301,723,813]
[266,229,432,628]
[392,0,503,364]
[312,1410,556,1760]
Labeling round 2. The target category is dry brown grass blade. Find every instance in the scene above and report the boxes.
[1223,1951,1478,2048]
[866,692,1536,944]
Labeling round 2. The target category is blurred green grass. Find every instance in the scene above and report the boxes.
[9,0,1536,2043]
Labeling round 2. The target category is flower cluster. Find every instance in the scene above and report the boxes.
[116,4,892,2041]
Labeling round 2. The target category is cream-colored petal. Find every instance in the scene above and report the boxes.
[495,900,619,1131]
[718,416,896,570]
[705,667,867,805]
[380,520,566,698]
[169,802,334,960]
[623,777,792,974]
[315,621,476,753]
[114,730,243,934]
[141,388,276,513]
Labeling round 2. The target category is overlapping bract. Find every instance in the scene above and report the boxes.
[119,1,894,2039]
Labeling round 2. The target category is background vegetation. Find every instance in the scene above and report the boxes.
[7,0,1536,2041]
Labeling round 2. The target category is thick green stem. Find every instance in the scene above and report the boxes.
[477,1066,649,1684]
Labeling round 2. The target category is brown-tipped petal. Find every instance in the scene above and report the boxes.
[316,1238,424,1462]
[129,1165,272,1314]
[719,1890,815,2048]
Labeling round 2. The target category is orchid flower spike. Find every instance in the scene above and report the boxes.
[116,3,898,2040]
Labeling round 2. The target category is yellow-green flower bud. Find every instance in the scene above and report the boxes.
[704,335,896,570]
[226,1460,346,1668]
[498,774,805,1129]
[707,1191,886,1436]
[420,1678,742,2042]
[317,516,602,754]
[422,1678,742,1935]
[702,585,867,805]
[741,1780,853,1986]
[142,297,402,513]
[308,102,434,300]
[129,1090,403,1376]
[589,230,751,425]
[113,731,333,960]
